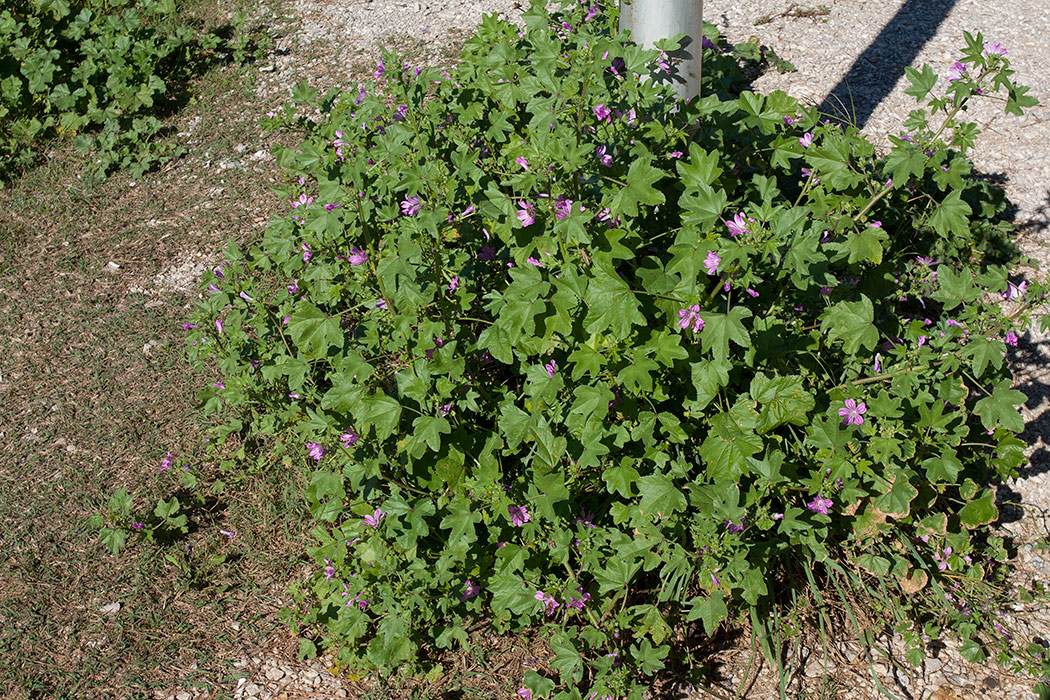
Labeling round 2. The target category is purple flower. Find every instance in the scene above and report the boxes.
[669,151,683,159]
[724,519,746,533]
[375,299,388,310]
[293,194,314,210]
[447,276,459,293]
[306,442,326,461]
[574,508,596,529]
[1005,331,1018,347]
[595,144,613,167]
[517,689,533,700]
[874,352,882,373]
[799,132,815,148]
[323,558,335,580]
[534,590,560,616]
[131,521,144,530]
[324,203,341,212]
[515,156,529,170]
[160,451,173,472]
[593,103,611,122]
[182,323,197,330]
[746,288,759,298]
[460,204,476,218]
[704,250,721,275]
[516,201,535,227]
[508,505,530,527]
[567,592,591,610]
[947,61,967,82]
[400,196,422,216]
[934,546,953,571]
[348,248,368,265]
[726,212,750,237]
[341,430,358,448]
[983,41,1007,57]
[554,197,573,220]
[288,279,300,294]
[461,580,481,601]
[219,529,236,539]
[526,257,544,267]
[807,495,833,515]
[702,35,716,49]
[363,508,386,528]
[710,573,721,586]
[301,243,312,263]
[479,245,495,261]
[545,359,557,378]
[869,221,882,228]
[215,318,223,334]
[657,51,671,74]
[677,305,704,333]
[373,60,386,80]
[838,399,867,426]
[1003,280,1027,300]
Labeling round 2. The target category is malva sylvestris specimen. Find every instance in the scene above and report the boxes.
[183,9,1045,695]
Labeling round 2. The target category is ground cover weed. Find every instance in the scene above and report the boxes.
[0,0,268,183]
[103,0,1048,695]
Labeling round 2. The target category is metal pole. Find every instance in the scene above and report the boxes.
[619,0,703,101]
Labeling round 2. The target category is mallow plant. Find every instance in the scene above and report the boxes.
[169,0,1049,695]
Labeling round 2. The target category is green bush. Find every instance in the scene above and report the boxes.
[0,0,264,182]
[179,1,1046,695]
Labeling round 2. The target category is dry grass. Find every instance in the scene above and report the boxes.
[0,10,308,697]
[0,3,564,699]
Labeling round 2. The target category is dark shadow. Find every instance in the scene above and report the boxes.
[1009,331,1050,482]
[989,329,1050,528]
[817,0,959,129]
[1015,189,1050,239]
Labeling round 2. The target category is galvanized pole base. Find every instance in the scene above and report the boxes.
[619,0,703,102]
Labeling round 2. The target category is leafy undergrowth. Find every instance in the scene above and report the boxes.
[0,3,603,700]
[166,1,1048,698]
[0,0,270,184]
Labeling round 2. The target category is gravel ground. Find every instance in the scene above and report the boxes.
[162,1,1050,698]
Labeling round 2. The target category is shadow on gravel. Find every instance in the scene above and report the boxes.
[1017,189,1050,239]
[1011,334,1050,481]
[818,0,958,129]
